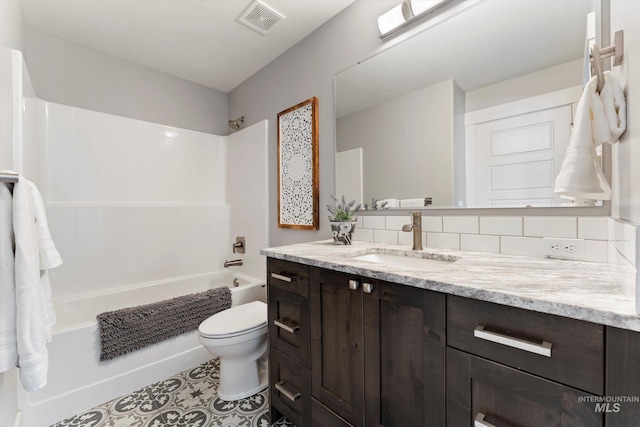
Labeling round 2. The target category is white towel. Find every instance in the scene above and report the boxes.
[29,180,61,341]
[0,183,17,373]
[594,71,626,145]
[12,175,61,391]
[554,73,626,201]
[400,198,427,208]
[377,199,399,208]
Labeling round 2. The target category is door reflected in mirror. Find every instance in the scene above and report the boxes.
[335,0,604,209]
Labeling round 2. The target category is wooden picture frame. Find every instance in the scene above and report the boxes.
[277,97,319,229]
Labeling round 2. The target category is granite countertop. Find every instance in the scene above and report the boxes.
[261,240,640,332]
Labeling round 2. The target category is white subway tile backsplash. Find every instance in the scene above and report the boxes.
[461,234,500,254]
[524,217,577,238]
[398,231,413,246]
[500,236,544,257]
[584,240,608,263]
[608,242,629,266]
[443,216,478,234]
[578,217,608,240]
[385,215,411,230]
[427,232,460,250]
[422,216,443,232]
[374,229,398,245]
[362,216,385,230]
[480,216,522,236]
[354,228,374,242]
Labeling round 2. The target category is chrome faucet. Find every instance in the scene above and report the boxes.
[224,259,243,268]
[402,212,423,250]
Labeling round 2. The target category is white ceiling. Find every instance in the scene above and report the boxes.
[20,0,356,93]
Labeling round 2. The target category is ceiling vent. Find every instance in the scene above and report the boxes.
[238,0,286,35]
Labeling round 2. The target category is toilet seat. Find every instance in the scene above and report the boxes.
[199,301,267,339]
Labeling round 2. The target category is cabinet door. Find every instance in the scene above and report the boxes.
[363,281,445,427]
[310,267,363,427]
[268,286,310,368]
[447,348,602,426]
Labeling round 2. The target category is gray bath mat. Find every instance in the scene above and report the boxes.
[97,287,232,361]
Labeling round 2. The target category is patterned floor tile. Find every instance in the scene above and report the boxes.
[51,359,295,427]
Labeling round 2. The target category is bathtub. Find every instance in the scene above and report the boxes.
[19,271,266,427]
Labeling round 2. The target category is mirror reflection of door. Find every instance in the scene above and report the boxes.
[465,90,578,207]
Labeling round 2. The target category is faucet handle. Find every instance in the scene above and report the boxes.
[232,236,245,254]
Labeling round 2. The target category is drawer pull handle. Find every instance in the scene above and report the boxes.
[474,413,496,427]
[363,282,374,294]
[271,273,295,283]
[274,319,300,334]
[275,381,301,402]
[474,325,552,357]
[349,279,360,291]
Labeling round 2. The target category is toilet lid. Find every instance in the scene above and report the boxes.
[199,301,267,338]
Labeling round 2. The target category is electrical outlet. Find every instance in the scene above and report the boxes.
[543,238,585,260]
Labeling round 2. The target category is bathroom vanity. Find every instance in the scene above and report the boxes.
[263,241,640,427]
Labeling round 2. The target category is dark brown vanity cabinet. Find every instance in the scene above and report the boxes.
[447,295,605,426]
[309,266,446,427]
[267,259,312,426]
[267,257,640,426]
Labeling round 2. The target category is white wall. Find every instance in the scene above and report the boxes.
[611,0,640,224]
[0,0,25,52]
[25,29,229,135]
[224,121,269,279]
[229,0,399,246]
[337,79,455,205]
[38,101,229,300]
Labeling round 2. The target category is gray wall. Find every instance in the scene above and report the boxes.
[465,59,583,112]
[26,29,228,135]
[337,79,455,206]
[229,0,398,246]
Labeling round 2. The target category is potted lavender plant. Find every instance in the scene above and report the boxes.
[327,194,361,245]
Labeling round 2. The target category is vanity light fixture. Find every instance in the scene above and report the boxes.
[409,0,451,17]
[377,2,412,38]
[378,0,456,39]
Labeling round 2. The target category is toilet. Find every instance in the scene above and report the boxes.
[198,300,268,401]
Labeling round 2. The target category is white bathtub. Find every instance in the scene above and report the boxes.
[19,271,266,427]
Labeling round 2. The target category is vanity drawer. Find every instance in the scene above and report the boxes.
[268,258,310,298]
[268,286,310,367]
[447,295,604,394]
[270,348,311,427]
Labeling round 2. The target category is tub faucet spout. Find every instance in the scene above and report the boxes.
[224,259,243,268]
[402,212,423,251]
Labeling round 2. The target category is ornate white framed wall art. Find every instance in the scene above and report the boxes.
[277,97,319,229]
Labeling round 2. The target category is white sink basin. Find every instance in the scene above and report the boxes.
[351,253,455,270]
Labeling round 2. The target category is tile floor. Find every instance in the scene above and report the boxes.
[51,359,295,427]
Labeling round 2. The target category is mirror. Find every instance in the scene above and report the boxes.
[335,0,603,209]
